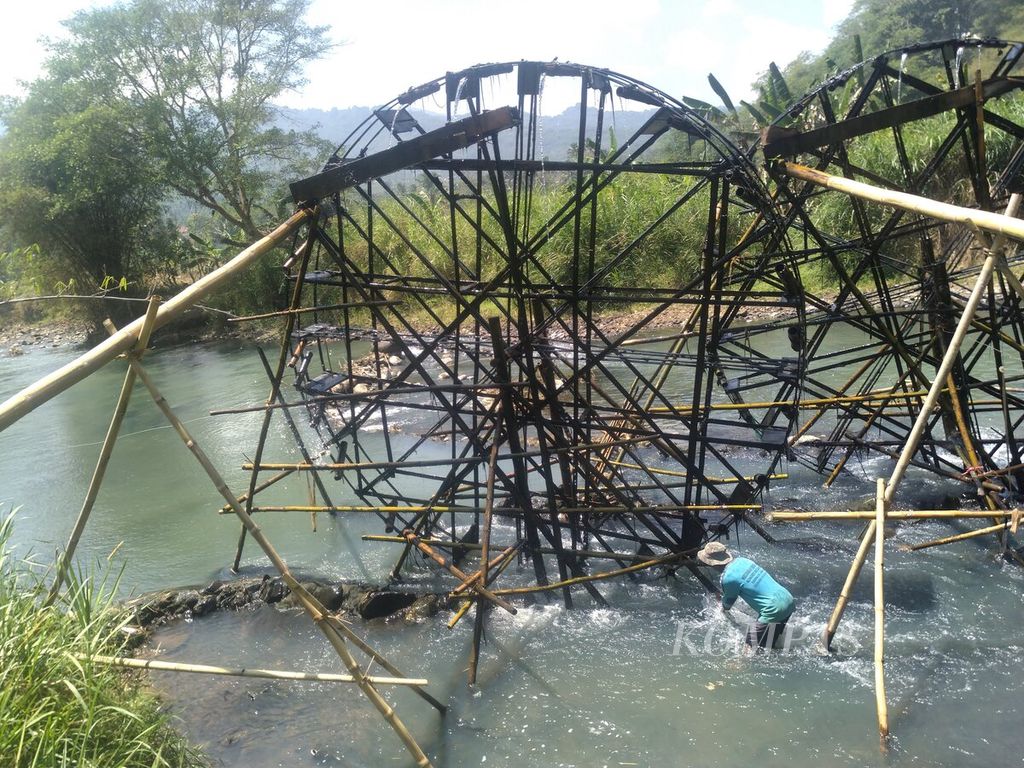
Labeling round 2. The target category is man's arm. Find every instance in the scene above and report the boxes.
[720,571,738,610]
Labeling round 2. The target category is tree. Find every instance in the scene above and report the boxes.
[0,79,179,296]
[52,0,334,246]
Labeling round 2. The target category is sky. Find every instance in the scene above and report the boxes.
[0,0,854,114]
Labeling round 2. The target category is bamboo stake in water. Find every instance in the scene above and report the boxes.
[469,433,501,684]
[874,478,889,748]
[45,297,162,607]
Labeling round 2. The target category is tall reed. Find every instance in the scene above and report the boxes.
[0,510,205,768]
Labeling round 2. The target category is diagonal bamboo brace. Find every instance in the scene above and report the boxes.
[403,529,517,615]
[0,209,314,433]
[102,319,438,767]
[776,162,1024,243]
[44,296,162,606]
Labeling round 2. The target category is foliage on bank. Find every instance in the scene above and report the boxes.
[1,0,1023,328]
[0,512,205,768]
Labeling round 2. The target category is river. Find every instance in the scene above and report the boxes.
[1,337,1021,767]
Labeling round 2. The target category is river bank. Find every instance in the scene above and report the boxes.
[0,514,206,768]
[0,290,840,358]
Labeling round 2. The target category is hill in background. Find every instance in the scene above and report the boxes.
[278,104,656,164]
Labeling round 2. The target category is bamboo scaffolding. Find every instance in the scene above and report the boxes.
[0,208,314,433]
[83,655,429,686]
[104,320,437,767]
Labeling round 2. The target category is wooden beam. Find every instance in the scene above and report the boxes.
[289,107,519,203]
[763,76,1023,158]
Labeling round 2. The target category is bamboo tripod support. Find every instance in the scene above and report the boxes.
[775,166,1024,750]
[802,179,1021,653]
[0,209,441,763]
[44,297,162,607]
[100,317,438,767]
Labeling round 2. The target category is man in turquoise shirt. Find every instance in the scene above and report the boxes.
[697,542,795,649]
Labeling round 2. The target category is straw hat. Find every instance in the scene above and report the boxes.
[697,541,733,567]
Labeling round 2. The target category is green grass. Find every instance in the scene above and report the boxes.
[0,511,205,768]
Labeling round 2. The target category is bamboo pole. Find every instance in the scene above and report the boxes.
[244,502,761,514]
[821,191,1015,649]
[402,530,517,615]
[606,461,787,484]
[82,655,428,686]
[874,478,889,748]
[217,469,296,513]
[769,509,1017,522]
[446,597,475,631]
[0,209,314,433]
[234,221,321,572]
[44,297,162,607]
[470,438,500,684]
[108,325,435,766]
[822,520,876,650]
[462,549,699,597]
[227,299,398,323]
[363,535,674,563]
[907,521,1011,551]
[776,162,1024,242]
[645,390,936,414]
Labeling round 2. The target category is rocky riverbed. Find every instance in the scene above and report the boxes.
[0,319,93,356]
[129,574,446,631]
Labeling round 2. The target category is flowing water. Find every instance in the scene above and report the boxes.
[1,334,1022,768]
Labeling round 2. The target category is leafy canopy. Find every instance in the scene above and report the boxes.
[51,0,334,244]
[0,75,175,293]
